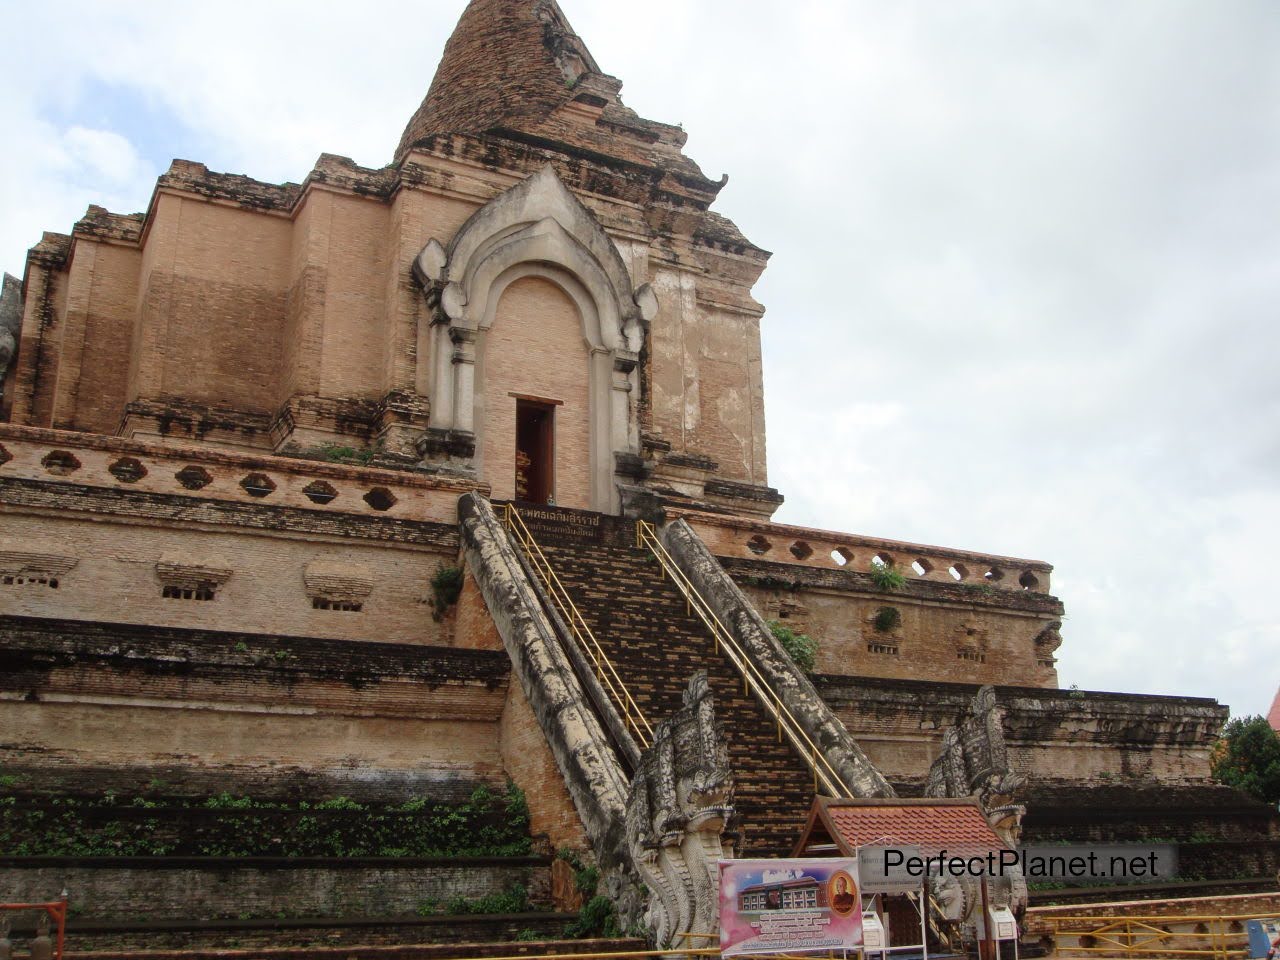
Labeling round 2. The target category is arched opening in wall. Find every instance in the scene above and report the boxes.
[476,275,593,510]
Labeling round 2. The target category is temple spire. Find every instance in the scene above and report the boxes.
[396,0,604,160]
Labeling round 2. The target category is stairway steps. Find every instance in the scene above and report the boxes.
[531,522,817,858]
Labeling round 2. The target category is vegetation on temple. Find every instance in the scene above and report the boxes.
[0,782,531,858]
[431,564,465,620]
[767,620,817,673]
[1212,715,1280,804]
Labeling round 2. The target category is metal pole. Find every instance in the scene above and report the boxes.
[920,881,929,960]
[979,876,993,960]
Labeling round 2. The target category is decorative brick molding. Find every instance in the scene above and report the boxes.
[0,541,78,587]
[304,561,374,610]
[155,552,232,600]
[679,507,1055,595]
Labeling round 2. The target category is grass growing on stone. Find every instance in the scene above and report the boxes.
[767,620,817,673]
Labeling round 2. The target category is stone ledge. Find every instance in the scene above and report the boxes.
[0,477,461,548]
[724,556,1064,614]
[0,615,509,687]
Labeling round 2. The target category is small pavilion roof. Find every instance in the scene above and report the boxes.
[793,796,1011,859]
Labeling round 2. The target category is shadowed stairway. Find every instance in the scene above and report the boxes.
[517,506,819,857]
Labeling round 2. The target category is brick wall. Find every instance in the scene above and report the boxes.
[477,277,592,509]
[2,616,511,796]
[814,675,1225,785]
[1,859,549,921]
[131,195,291,415]
[455,566,504,651]
[0,427,477,644]
[1026,890,1280,937]
[49,240,140,434]
[500,678,588,850]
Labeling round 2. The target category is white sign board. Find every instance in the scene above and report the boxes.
[982,906,1017,941]
[862,912,886,949]
[857,845,923,895]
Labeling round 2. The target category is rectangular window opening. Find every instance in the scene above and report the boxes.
[312,597,363,612]
[515,398,556,505]
[162,584,215,601]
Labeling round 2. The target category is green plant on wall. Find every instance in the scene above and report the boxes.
[0,780,534,859]
[565,895,620,939]
[870,559,906,592]
[766,620,817,673]
[430,565,464,621]
[315,443,377,465]
[872,606,901,633]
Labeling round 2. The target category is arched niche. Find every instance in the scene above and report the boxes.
[414,165,657,513]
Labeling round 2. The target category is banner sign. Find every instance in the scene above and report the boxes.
[719,858,863,956]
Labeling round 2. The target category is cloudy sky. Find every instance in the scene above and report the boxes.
[2,1,1277,717]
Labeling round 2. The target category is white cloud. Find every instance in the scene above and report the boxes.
[60,126,146,185]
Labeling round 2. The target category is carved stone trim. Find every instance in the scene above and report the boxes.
[303,561,374,605]
[154,553,232,594]
[624,672,736,947]
[415,166,650,511]
[0,543,78,581]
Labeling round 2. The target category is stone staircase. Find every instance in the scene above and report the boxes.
[519,506,818,857]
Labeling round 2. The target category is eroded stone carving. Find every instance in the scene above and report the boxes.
[625,671,737,947]
[0,273,21,387]
[925,685,1028,938]
[1034,620,1064,661]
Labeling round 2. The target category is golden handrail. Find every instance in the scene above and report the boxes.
[502,504,654,747]
[1036,911,1270,960]
[635,520,850,797]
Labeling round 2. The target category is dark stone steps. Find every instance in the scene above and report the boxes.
[534,525,815,857]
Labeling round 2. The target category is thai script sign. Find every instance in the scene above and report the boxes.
[719,858,863,956]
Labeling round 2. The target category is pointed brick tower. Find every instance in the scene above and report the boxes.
[397,0,721,204]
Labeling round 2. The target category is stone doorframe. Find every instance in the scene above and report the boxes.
[413,165,658,514]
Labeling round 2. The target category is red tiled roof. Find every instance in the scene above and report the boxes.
[800,797,1010,858]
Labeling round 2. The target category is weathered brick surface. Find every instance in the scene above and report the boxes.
[1026,890,1280,936]
[500,676,589,849]
[1,616,510,794]
[42,930,633,958]
[480,277,592,509]
[676,508,1065,687]
[814,674,1226,785]
[1,859,549,922]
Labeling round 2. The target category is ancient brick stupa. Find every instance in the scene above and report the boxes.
[1,0,1274,950]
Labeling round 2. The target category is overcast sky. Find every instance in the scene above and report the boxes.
[2,1,1277,718]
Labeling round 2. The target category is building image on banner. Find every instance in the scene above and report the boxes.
[720,859,863,957]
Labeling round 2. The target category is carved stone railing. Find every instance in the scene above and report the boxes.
[0,424,481,524]
[657,519,895,800]
[458,494,738,946]
[674,508,1054,594]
